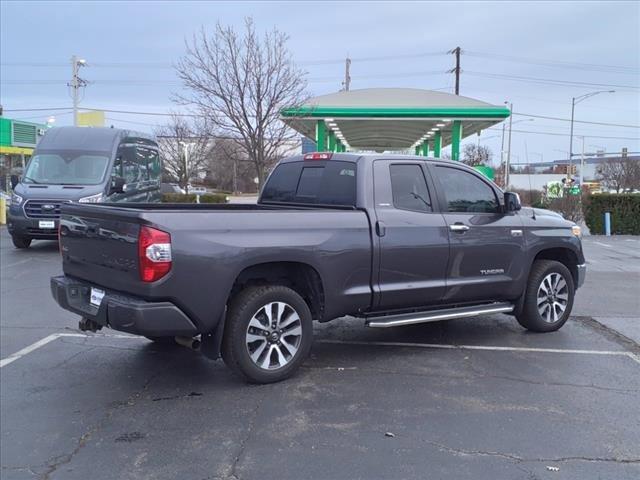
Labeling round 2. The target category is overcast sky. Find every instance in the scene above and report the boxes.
[1,0,638,164]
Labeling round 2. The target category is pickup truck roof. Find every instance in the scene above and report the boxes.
[280,152,466,167]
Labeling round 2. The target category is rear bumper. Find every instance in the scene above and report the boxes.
[576,263,586,289]
[50,275,198,337]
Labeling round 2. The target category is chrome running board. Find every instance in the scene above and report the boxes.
[365,302,514,328]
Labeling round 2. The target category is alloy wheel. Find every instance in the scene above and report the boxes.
[536,272,569,323]
[245,302,303,370]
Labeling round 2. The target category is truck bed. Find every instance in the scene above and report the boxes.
[58,202,373,333]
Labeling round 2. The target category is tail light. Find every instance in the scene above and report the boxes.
[138,226,172,282]
[304,152,332,161]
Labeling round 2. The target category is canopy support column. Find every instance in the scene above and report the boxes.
[433,132,442,158]
[421,140,430,157]
[328,130,337,152]
[451,121,463,161]
[415,146,420,155]
[315,120,326,152]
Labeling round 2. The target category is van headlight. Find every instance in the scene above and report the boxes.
[571,225,582,237]
[10,193,23,206]
[78,193,104,203]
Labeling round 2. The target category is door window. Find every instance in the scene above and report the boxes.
[435,166,499,213]
[114,145,160,185]
[389,164,432,212]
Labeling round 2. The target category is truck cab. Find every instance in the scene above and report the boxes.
[8,126,161,248]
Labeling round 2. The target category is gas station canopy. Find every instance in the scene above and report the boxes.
[281,88,510,160]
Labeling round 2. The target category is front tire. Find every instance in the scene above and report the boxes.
[222,285,313,384]
[516,260,575,332]
[11,235,32,249]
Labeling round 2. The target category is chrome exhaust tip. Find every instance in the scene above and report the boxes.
[174,336,201,351]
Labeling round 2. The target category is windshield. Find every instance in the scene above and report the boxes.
[23,150,111,185]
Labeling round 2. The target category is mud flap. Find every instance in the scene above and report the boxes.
[200,308,226,360]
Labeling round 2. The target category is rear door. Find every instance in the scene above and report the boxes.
[429,163,525,303]
[373,160,449,311]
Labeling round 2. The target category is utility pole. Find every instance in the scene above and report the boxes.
[579,136,585,188]
[448,47,461,95]
[68,55,87,126]
[342,57,351,91]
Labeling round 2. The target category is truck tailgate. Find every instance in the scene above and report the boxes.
[60,204,144,293]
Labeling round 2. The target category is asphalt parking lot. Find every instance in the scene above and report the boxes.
[1,228,639,480]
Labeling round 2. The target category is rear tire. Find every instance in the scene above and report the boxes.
[516,260,575,333]
[11,235,32,249]
[222,285,313,384]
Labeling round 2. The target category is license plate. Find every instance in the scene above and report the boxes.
[90,288,105,307]
[39,220,55,229]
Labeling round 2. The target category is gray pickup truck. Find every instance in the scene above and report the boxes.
[51,152,586,383]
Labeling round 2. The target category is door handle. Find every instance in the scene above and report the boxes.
[449,223,470,233]
[376,221,386,237]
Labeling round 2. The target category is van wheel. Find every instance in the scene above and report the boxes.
[222,285,313,384]
[516,260,575,333]
[12,235,32,249]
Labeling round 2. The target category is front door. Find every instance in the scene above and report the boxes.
[373,160,449,311]
[429,163,525,303]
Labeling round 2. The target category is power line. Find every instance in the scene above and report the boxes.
[4,105,638,130]
[513,112,639,128]
[486,127,639,141]
[464,51,639,74]
[465,71,640,90]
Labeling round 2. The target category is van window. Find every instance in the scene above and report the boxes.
[113,144,160,184]
[261,160,356,206]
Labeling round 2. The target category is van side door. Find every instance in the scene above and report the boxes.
[429,163,526,303]
[372,160,449,311]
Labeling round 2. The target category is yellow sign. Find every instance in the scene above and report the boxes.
[77,110,105,127]
[0,145,33,155]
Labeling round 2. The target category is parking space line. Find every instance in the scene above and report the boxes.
[316,339,640,366]
[0,332,142,368]
[594,241,613,248]
[2,334,638,369]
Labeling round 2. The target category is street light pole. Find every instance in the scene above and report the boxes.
[506,102,513,189]
[568,89,615,179]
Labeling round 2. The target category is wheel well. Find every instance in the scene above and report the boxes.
[534,248,579,285]
[229,262,325,320]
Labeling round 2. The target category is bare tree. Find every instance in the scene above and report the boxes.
[461,144,492,167]
[155,114,212,192]
[175,18,308,187]
[205,138,257,193]
[598,157,640,192]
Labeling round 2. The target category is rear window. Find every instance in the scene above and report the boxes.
[260,161,357,206]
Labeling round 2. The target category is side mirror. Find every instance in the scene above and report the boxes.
[10,175,19,190]
[504,191,522,212]
[110,176,126,195]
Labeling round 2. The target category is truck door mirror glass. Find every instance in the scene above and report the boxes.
[504,192,521,212]
[110,176,126,194]
[10,175,19,190]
